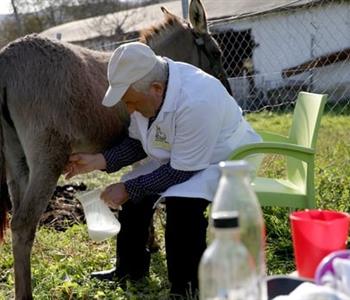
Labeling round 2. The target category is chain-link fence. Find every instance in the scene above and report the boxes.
[209,0,350,114]
[91,0,350,115]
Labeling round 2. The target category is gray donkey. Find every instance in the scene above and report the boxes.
[0,0,230,299]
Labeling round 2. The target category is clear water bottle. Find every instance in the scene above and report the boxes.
[199,211,258,300]
[211,160,267,300]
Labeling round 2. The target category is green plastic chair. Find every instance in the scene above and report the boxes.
[230,91,327,208]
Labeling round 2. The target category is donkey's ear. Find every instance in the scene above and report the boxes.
[189,0,208,34]
[161,6,177,19]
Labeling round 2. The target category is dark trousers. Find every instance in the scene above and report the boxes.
[116,195,210,297]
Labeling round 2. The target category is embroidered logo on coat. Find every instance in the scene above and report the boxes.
[153,125,170,150]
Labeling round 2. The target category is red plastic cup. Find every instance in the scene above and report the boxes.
[290,210,349,279]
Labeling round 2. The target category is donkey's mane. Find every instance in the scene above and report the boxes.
[140,14,189,48]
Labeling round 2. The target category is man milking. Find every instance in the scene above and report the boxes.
[64,42,261,298]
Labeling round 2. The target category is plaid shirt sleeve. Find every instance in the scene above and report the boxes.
[102,137,147,173]
[124,162,200,203]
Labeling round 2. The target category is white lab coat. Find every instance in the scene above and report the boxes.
[121,58,261,202]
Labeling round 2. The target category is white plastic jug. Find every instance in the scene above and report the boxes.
[78,189,121,242]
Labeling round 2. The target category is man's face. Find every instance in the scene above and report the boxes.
[121,82,165,118]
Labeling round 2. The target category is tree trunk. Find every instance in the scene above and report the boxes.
[10,0,22,35]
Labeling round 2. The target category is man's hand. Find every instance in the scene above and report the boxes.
[64,153,107,179]
[101,183,129,209]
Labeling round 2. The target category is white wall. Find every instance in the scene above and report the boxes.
[212,3,350,101]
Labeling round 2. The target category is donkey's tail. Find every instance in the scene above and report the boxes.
[0,87,10,243]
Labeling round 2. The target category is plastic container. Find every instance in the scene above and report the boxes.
[315,250,350,285]
[290,210,349,279]
[199,211,258,300]
[315,249,350,296]
[78,189,121,242]
[211,160,267,299]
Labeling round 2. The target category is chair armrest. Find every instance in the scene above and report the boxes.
[230,142,315,162]
[257,130,291,143]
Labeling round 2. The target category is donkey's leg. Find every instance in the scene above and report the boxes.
[10,130,70,300]
[3,122,29,212]
[2,122,30,300]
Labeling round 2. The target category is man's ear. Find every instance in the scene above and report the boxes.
[150,81,166,96]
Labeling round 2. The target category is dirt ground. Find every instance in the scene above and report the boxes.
[39,183,87,231]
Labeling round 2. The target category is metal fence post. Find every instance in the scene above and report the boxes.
[181,0,189,20]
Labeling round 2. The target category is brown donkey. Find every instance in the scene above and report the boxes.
[0,0,230,299]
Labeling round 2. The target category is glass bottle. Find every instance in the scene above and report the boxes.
[199,211,258,300]
[211,160,267,300]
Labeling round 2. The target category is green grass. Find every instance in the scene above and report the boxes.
[1,112,349,299]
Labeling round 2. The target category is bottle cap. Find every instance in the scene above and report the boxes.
[212,211,239,228]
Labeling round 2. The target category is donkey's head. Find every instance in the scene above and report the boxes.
[188,0,231,93]
[140,0,232,95]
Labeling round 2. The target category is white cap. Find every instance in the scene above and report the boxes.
[102,42,158,107]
